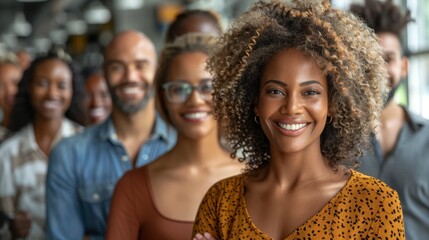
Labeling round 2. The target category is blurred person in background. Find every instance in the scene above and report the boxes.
[0,52,22,140]
[351,0,429,239]
[106,33,242,240]
[165,9,223,43]
[83,67,112,125]
[0,48,85,240]
[0,212,11,235]
[15,50,32,70]
[165,8,231,150]
[46,31,176,239]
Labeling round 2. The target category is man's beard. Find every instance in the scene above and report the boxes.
[384,79,402,107]
[109,82,154,114]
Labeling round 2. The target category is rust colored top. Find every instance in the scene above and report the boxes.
[106,167,193,240]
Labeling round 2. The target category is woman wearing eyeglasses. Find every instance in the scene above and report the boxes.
[106,33,243,240]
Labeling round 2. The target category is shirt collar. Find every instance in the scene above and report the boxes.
[152,112,176,145]
[403,107,428,132]
[99,117,117,141]
[20,119,80,154]
[21,124,38,153]
[99,113,175,145]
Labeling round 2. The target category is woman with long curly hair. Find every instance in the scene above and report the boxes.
[0,49,85,240]
[192,0,405,239]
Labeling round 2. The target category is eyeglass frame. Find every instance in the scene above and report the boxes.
[161,79,213,103]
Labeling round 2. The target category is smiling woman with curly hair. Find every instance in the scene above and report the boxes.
[210,1,388,173]
[192,0,405,239]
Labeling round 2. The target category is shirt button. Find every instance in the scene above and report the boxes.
[93,193,100,201]
[121,155,128,162]
[111,133,117,140]
[142,154,148,160]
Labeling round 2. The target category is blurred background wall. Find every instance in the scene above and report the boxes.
[0,0,428,118]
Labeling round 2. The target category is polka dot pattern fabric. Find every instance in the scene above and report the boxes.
[193,170,405,239]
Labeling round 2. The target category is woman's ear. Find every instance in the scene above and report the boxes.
[327,104,334,121]
[254,106,259,117]
[254,99,259,116]
[254,103,261,125]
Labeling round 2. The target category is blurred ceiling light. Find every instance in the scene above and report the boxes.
[50,29,69,44]
[2,33,18,49]
[330,0,353,9]
[16,0,47,2]
[13,12,32,37]
[187,0,224,12]
[34,37,52,53]
[55,12,68,25]
[114,0,145,10]
[84,1,111,24]
[66,19,88,35]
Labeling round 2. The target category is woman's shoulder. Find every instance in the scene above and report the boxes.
[61,118,84,138]
[112,167,153,209]
[348,170,399,200]
[122,166,149,182]
[211,174,245,191]
[201,174,245,203]
[0,125,33,154]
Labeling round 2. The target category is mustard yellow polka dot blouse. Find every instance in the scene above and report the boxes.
[193,170,405,239]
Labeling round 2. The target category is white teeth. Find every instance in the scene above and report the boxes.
[183,112,209,120]
[278,122,307,131]
[122,87,141,94]
[43,100,61,109]
[90,107,106,117]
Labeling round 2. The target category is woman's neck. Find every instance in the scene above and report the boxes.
[169,130,230,168]
[33,116,63,156]
[264,144,335,189]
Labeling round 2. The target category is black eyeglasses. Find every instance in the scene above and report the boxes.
[162,80,213,103]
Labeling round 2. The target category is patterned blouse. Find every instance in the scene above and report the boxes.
[193,170,405,239]
[0,119,81,240]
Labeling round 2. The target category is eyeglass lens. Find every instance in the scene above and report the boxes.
[163,80,213,103]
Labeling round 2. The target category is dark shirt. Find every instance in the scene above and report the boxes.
[0,211,9,228]
[359,108,429,240]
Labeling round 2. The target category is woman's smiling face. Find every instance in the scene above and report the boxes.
[163,51,217,140]
[255,48,329,155]
[30,59,73,121]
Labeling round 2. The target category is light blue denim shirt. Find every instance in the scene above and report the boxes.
[46,115,176,240]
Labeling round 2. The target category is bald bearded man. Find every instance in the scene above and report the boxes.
[46,31,176,239]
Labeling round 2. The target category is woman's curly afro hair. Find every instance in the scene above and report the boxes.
[207,0,388,173]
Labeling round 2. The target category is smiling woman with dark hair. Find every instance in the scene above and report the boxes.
[0,49,84,240]
[82,67,112,125]
[192,0,405,239]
